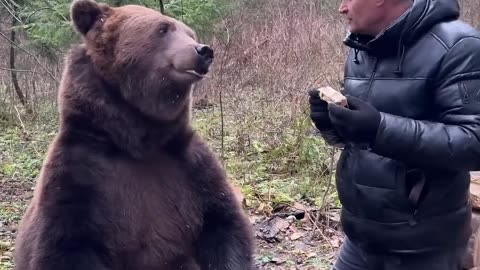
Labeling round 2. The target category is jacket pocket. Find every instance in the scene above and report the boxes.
[403,168,428,209]
[352,149,426,214]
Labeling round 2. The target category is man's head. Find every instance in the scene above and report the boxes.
[339,0,413,36]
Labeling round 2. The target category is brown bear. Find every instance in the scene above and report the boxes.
[12,0,255,269]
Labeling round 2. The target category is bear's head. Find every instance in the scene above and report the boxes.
[69,0,213,121]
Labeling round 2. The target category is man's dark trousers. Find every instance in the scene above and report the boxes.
[333,237,468,270]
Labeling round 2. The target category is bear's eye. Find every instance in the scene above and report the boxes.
[158,23,170,35]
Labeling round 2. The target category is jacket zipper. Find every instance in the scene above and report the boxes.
[461,82,469,104]
[409,209,419,226]
[366,57,379,100]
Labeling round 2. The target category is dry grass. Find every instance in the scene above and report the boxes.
[195,1,346,116]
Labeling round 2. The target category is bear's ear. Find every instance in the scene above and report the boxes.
[70,0,108,35]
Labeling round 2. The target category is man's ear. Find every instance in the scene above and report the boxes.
[70,0,109,35]
[375,0,386,7]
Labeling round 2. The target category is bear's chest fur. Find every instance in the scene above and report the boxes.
[97,152,206,264]
[36,139,207,268]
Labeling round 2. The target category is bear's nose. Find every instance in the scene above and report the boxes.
[195,45,214,61]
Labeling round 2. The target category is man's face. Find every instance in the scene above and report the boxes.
[338,0,385,36]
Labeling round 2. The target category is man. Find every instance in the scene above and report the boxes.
[308,0,480,269]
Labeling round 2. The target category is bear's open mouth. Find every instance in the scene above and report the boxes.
[184,69,206,78]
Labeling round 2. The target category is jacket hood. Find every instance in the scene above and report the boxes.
[344,0,459,53]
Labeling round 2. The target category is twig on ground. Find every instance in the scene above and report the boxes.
[13,105,25,132]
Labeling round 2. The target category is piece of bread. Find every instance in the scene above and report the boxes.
[315,86,348,107]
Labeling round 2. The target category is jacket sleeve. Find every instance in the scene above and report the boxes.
[370,37,480,171]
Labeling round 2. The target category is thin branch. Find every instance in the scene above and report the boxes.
[159,0,164,13]
[218,19,231,164]
[320,147,337,211]
[0,30,59,84]
[307,210,335,253]
[181,0,184,21]
[9,15,27,108]
[44,0,68,22]
[6,0,20,8]
[1,0,13,10]
[0,0,23,24]
[0,66,52,77]
[14,105,26,132]
[25,6,68,23]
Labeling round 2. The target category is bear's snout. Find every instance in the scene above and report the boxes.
[195,45,214,61]
[195,45,214,74]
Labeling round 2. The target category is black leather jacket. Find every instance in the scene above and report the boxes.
[332,0,480,253]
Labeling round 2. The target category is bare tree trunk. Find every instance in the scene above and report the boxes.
[159,0,165,13]
[9,15,28,110]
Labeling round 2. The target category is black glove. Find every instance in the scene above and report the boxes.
[308,88,345,146]
[308,88,333,130]
[328,95,381,144]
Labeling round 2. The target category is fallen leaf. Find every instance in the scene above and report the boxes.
[256,216,293,242]
[290,232,304,240]
[270,257,285,264]
[330,237,341,248]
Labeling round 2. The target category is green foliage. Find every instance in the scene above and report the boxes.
[0,202,25,229]
[0,123,56,181]
[13,0,231,60]
[164,0,231,39]
[16,0,75,60]
[192,105,339,213]
[0,201,24,270]
[0,254,14,270]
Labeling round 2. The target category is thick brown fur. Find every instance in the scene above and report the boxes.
[13,1,255,269]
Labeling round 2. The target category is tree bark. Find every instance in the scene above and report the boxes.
[159,0,165,13]
[9,15,27,109]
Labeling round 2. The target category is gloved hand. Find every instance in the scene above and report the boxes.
[308,88,345,146]
[308,88,333,130]
[328,95,381,144]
